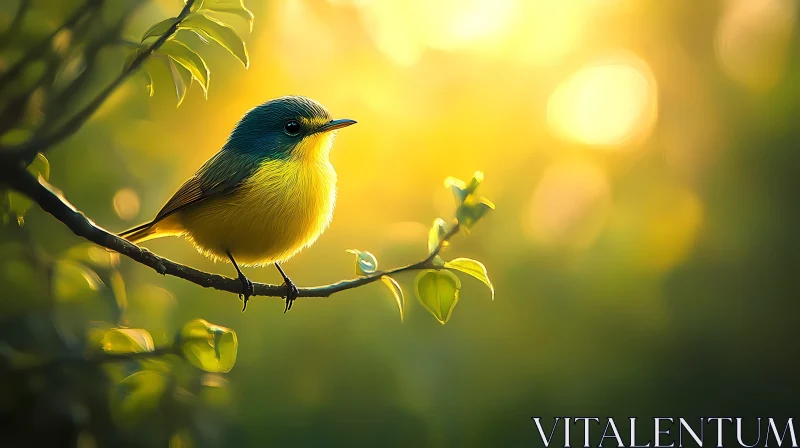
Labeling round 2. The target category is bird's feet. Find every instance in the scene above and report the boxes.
[237,272,254,312]
[283,277,299,313]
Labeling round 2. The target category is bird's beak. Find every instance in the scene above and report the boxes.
[315,118,357,134]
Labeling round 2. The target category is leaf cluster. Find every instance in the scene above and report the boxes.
[347,171,495,324]
[131,0,252,106]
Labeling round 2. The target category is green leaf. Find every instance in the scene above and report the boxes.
[414,270,461,325]
[200,373,232,407]
[466,171,484,195]
[444,176,468,205]
[445,258,494,300]
[158,40,210,96]
[53,260,101,302]
[66,243,120,268]
[180,12,249,67]
[168,58,193,106]
[0,129,32,146]
[179,319,238,373]
[186,0,206,12]
[455,195,495,230]
[111,369,168,427]
[380,276,404,322]
[102,328,155,354]
[126,52,157,97]
[7,153,50,225]
[29,153,50,181]
[345,249,378,275]
[428,218,448,254]
[110,269,128,312]
[141,17,179,42]
[445,172,490,222]
[6,192,32,225]
[200,0,254,32]
[144,68,155,97]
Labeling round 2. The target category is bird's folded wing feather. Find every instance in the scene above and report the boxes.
[153,150,261,222]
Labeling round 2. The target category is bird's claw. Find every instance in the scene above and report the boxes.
[237,273,254,312]
[283,279,299,313]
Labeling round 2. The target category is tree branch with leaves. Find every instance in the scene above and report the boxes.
[2,0,495,324]
[0,0,495,442]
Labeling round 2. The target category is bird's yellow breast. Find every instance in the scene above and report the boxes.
[178,143,337,266]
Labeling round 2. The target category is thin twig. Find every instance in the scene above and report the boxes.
[1,165,458,301]
[2,0,197,164]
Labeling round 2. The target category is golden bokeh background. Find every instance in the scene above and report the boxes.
[3,0,800,444]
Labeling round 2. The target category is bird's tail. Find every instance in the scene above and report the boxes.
[119,221,163,244]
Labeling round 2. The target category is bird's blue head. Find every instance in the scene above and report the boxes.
[225,96,356,161]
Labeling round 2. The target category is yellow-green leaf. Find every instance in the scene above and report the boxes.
[380,276,404,322]
[6,192,31,225]
[7,153,50,225]
[414,270,461,325]
[200,373,232,407]
[345,249,378,275]
[110,369,168,427]
[141,17,179,42]
[456,195,495,229]
[200,0,254,32]
[445,257,494,300]
[180,12,249,67]
[29,153,50,181]
[466,171,484,195]
[110,269,128,312]
[186,0,206,12]
[137,55,168,98]
[0,129,32,146]
[66,243,120,268]
[53,260,101,302]
[158,40,209,96]
[180,319,238,373]
[85,321,115,352]
[144,68,155,97]
[428,218,447,254]
[444,176,468,205]
[168,58,193,106]
[102,328,155,354]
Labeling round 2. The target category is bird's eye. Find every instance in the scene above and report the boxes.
[284,120,301,136]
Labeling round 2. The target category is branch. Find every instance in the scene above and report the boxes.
[1,165,459,302]
[1,0,197,165]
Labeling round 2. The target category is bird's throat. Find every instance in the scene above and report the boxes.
[292,131,337,163]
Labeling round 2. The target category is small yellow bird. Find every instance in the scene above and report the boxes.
[119,96,356,311]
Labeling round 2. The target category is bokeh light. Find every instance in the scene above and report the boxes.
[113,188,141,221]
[525,159,611,248]
[547,54,657,146]
[716,0,797,91]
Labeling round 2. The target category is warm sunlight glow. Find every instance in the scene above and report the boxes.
[547,56,657,147]
[526,159,611,249]
[505,0,588,66]
[354,0,518,65]
[421,0,517,51]
[716,0,796,91]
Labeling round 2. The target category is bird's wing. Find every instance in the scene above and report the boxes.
[152,150,261,222]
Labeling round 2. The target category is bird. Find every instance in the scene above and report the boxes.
[119,96,356,312]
